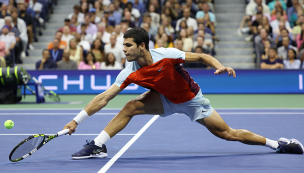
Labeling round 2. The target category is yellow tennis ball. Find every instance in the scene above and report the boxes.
[4,120,14,129]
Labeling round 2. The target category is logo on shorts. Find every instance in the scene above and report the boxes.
[158,66,164,72]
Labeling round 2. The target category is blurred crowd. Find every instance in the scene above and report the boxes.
[0,0,47,68]
[33,0,217,70]
[238,0,304,69]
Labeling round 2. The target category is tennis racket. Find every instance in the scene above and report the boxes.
[9,129,69,162]
[32,77,61,102]
[25,85,36,95]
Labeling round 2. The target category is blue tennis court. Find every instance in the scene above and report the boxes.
[1,108,303,173]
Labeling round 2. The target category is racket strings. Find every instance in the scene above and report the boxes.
[10,136,44,160]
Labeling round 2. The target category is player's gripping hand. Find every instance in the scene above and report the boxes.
[214,67,236,77]
[63,120,78,135]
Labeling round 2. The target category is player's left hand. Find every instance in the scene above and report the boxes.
[214,67,236,77]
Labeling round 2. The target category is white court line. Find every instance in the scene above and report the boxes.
[0,113,118,115]
[1,112,304,115]
[1,108,304,110]
[98,115,159,173]
[0,134,135,136]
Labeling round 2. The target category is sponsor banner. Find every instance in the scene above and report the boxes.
[24,70,304,94]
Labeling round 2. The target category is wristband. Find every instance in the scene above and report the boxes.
[73,110,89,124]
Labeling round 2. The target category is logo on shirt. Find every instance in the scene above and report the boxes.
[158,66,164,72]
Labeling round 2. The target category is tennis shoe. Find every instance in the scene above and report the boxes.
[72,140,108,159]
[276,137,303,154]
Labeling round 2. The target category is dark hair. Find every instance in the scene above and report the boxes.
[288,48,297,59]
[56,30,63,35]
[179,20,188,29]
[105,52,116,66]
[91,38,104,53]
[84,51,96,64]
[123,27,150,50]
[195,46,204,52]
[301,23,304,40]
[42,49,49,54]
[73,5,81,11]
[281,28,289,34]
[268,47,277,53]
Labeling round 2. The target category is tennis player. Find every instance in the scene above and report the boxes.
[63,27,303,159]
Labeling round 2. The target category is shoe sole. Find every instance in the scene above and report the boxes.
[72,153,108,160]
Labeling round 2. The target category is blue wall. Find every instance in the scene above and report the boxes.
[25,70,304,94]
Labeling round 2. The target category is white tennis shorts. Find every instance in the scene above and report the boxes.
[158,89,213,121]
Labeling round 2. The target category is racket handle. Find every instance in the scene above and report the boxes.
[57,129,70,136]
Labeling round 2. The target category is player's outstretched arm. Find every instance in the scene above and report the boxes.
[63,84,123,134]
[185,52,236,77]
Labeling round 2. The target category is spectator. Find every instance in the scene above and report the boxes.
[113,24,124,46]
[122,11,136,28]
[69,38,83,64]
[0,41,6,67]
[287,0,300,22]
[296,23,304,48]
[261,40,272,60]
[283,48,301,69]
[17,3,34,51]
[0,3,10,18]
[11,9,27,58]
[61,26,74,49]
[271,12,292,33]
[91,38,104,63]
[89,8,101,24]
[75,32,91,51]
[251,4,271,21]
[176,8,197,32]
[178,29,193,52]
[29,0,44,27]
[35,49,57,70]
[49,38,64,62]
[259,16,273,35]
[133,0,145,15]
[108,3,121,25]
[76,14,98,35]
[174,39,183,51]
[275,28,295,46]
[70,14,79,27]
[47,31,67,50]
[252,11,264,35]
[0,25,15,57]
[196,2,217,25]
[104,34,125,65]
[161,6,177,22]
[68,5,84,24]
[78,24,93,44]
[4,16,21,63]
[100,52,123,70]
[57,49,78,70]
[254,28,275,60]
[246,0,270,16]
[277,36,298,60]
[260,47,284,69]
[270,2,288,21]
[194,29,213,45]
[78,51,100,70]
[155,33,173,48]
[140,14,157,38]
[58,18,77,34]
[268,0,287,12]
[148,5,160,27]
[94,1,103,17]
[80,2,89,14]
[161,16,174,37]
[193,36,211,54]
[292,14,304,39]
[142,23,155,49]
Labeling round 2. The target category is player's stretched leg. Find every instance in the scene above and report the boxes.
[197,109,303,154]
[72,89,164,159]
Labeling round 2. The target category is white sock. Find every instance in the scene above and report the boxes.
[94,130,111,147]
[265,138,279,150]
